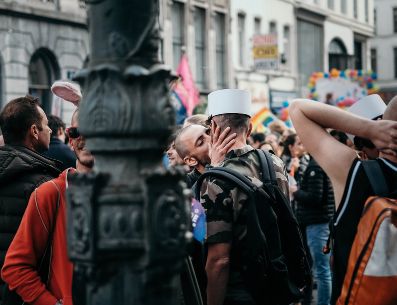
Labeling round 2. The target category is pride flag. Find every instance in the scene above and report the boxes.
[170,90,187,125]
[251,107,279,131]
[175,54,200,116]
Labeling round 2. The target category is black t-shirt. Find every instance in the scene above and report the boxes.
[331,157,397,304]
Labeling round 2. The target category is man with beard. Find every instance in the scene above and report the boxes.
[0,96,62,299]
[2,85,93,305]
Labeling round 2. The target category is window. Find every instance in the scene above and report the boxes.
[172,1,184,70]
[370,48,377,74]
[237,13,246,67]
[215,13,226,88]
[341,0,347,14]
[354,41,362,70]
[29,49,60,114]
[328,0,334,10]
[394,48,397,78]
[365,0,369,22]
[328,39,346,70]
[329,39,348,70]
[374,8,377,34]
[282,25,290,67]
[254,17,261,35]
[354,0,358,19]
[394,8,397,33]
[298,20,323,86]
[269,21,277,34]
[194,7,206,89]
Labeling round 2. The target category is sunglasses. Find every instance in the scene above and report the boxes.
[66,127,81,139]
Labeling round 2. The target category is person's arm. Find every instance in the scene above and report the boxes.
[206,243,231,305]
[289,99,397,207]
[200,176,234,305]
[1,184,59,305]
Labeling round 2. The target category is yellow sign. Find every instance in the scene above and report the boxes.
[253,45,278,59]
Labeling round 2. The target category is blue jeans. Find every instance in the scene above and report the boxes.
[306,223,332,305]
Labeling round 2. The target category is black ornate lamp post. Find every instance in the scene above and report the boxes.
[66,1,190,304]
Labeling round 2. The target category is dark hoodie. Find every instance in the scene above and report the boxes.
[0,145,61,297]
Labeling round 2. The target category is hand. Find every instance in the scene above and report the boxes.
[290,157,300,171]
[369,120,397,156]
[209,123,236,166]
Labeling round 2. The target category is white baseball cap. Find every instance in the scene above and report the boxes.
[347,94,386,120]
[208,89,251,117]
[347,94,386,141]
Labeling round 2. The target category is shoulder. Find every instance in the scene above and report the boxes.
[35,172,66,200]
[200,174,233,203]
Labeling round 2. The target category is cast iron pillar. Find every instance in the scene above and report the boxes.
[66,1,190,305]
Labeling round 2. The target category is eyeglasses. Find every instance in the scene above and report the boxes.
[66,127,81,139]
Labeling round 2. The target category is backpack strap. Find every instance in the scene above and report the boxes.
[256,149,277,184]
[362,160,389,197]
[36,180,61,285]
[195,167,271,255]
[256,149,279,200]
[195,167,272,202]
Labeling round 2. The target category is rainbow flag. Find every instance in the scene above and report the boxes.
[251,107,279,131]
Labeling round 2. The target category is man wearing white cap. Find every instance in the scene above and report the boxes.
[289,95,397,304]
[346,95,386,160]
[200,89,289,305]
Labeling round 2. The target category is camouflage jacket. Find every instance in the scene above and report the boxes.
[200,145,289,245]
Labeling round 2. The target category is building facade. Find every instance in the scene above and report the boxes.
[159,0,232,103]
[230,0,374,112]
[0,0,87,124]
[0,0,376,120]
[370,0,397,102]
[297,0,374,98]
[230,0,296,113]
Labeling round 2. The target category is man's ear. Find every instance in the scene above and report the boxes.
[184,156,198,167]
[69,137,75,151]
[247,122,253,137]
[31,124,40,140]
[57,128,64,137]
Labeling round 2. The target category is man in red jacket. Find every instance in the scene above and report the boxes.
[2,103,93,305]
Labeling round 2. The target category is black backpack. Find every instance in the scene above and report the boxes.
[196,149,311,305]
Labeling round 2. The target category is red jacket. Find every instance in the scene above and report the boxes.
[2,169,74,305]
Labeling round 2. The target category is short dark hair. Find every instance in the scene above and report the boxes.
[213,113,250,135]
[353,136,375,150]
[0,96,43,144]
[329,130,349,145]
[251,132,265,143]
[48,115,65,136]
[282,133,297,157]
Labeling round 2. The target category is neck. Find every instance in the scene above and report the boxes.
[20,139,35,151]
[226,136,247,153]
[76,161,92,173]
[379,153,397,164]
[196,164,206,174]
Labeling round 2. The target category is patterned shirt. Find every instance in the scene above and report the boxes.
[200,145,289,245]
